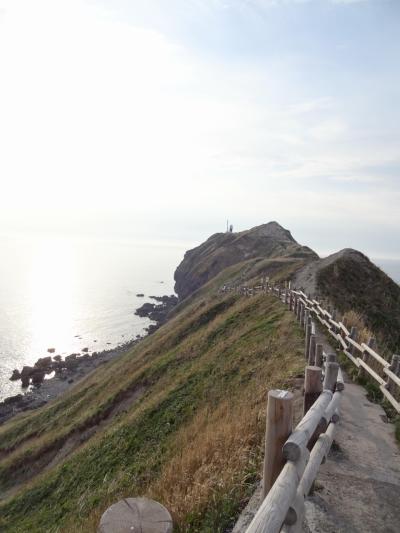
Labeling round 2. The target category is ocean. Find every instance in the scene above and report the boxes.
[0,233,188,401]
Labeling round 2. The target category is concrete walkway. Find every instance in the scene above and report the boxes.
[304,331,400,533]
[232,329,400,533]
[304,341,400,532]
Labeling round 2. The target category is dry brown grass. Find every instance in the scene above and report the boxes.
[1,289,306,532]
[148,399,260,528]
[342,310,374,345]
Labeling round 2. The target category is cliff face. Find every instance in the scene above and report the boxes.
[174,222,318,299]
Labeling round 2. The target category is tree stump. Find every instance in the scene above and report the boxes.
[98,497,173,533]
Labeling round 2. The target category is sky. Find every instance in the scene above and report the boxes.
[0,0,399,258]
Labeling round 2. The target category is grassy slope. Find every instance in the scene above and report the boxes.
[0,271,305,532]
[317,255,400,352]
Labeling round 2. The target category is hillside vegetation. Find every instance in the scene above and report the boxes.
[2,221,398,532]
[0,273,304,532]
[293,248,400,352]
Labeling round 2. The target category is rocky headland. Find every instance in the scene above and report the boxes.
[174,221,318,300]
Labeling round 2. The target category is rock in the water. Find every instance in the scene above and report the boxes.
[31,369,45,386]
[21,377,31,388]
[136,293,145,297]
[10,369,21,381]
[82,347,89,353]
[47,347,56,353]
[134,295,178,334]
[34,356,52,369]
[20,365,34,387]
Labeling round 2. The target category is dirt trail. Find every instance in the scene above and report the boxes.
[232,326,400,533]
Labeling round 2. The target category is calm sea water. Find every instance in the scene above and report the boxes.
[0,233,187,401]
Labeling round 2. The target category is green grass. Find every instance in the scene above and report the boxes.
[0,286,304,532]
[317,253,400,352]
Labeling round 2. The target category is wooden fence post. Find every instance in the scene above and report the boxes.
[98,497,173,533]
[315,344,324,367]
[358,337,376,381]
[386,354,400,394]
[323,362,339,392]
[349,327,357,355]
[326,353,337,363]
[262,390,294,499]
[308,334,316,365]
[304,366,322,415]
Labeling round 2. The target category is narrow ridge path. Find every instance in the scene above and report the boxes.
[304,327,400,533]
[231,321,400,533]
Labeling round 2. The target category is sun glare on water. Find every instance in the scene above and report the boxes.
[27,238,76,357]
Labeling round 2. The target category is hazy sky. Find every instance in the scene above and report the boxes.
[0,0,399,257]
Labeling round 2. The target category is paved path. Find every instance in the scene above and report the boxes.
[232,327,400,533]
[304,331,400,533]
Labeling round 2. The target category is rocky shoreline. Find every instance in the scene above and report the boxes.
[0,339,141,425]
[135,294,178,334]
[0,293,179,425]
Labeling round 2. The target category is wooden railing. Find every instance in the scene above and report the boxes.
[100,281,399,532]
[279,284,400,413]
[236,283,345,533]
[220,282,400,413]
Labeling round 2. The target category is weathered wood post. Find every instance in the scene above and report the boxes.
[304,366,323,415]
[323,362,339,392]
[315,344,324,367]
[262,389,294,499]
[358,337,376,381]
[326,353,337,363]
[386,354,400,394]
[349,327,357,355]
[308,334,316,366]
[307,362,339,451]
[389,354,400,373]
[298,298,302,318]
[305,309,310,331]
[98,497,173,533]
[305,319,311,360]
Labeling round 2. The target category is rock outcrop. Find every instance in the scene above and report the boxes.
[135,295,178,334]
[174,221,318,299]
